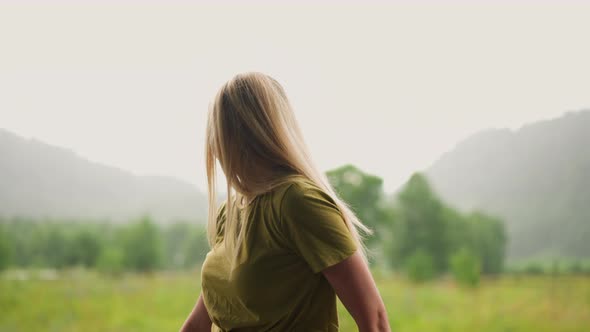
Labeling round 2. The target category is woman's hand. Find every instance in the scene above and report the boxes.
[321,251,391,332]
[179,293,212,332]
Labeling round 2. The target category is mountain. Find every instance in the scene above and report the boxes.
[426,109,590,261]
[0,128,207,223]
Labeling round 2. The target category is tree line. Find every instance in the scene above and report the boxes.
[2,164,587,284]
[0,216,208,275]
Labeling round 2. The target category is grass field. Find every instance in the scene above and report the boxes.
[1,269,589,332]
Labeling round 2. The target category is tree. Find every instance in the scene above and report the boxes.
[326,164,395,265]
[393,173,448,274]
[70,230,102,267]
[122,216,162,272]
[444,209,507,275]
[327,164,389,230]
[41,226,68,268]
[468,212,506,274]
[0,223,11,271]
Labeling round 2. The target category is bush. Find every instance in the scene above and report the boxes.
[568,261,583,275]
[523,263,545,275]
[405,248,435,283]
[450,247,481,287]
[97,248,125,276]
[65,230,102,267]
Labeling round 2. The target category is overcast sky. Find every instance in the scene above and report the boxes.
[1,1,589,194]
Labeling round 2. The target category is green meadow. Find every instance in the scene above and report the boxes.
[1,269,588,332]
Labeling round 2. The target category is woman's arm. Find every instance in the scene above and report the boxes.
[321,251,391,332]
[179,293,212,332]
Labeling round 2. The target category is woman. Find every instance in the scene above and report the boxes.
[180,72,391,332]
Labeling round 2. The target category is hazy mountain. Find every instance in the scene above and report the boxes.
[0,128,207,223]
[426,109,590,261]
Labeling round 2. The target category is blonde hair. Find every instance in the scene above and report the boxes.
[205,71,372,272]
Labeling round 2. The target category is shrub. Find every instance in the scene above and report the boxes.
[405,248,435,283]
[450,247,481,287]
[97,248,125,276]
[523,263,545,275]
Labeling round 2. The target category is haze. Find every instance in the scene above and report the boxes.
[1,1,589,194]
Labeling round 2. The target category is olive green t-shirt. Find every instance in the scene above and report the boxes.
[200,175,358,331]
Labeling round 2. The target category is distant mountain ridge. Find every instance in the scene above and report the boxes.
[426,109,590,261]
[0,128,207,223]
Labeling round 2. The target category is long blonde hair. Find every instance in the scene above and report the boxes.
[204,71,372,272]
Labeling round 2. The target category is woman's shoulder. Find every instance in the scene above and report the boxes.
[274,175,337,213]
[274,174,320,198]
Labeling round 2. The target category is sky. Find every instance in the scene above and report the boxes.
[1,1,589,194]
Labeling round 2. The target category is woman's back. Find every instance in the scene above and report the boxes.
[201,174,358,331]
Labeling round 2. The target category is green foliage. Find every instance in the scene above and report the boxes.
[0,223,11,271]
[391,172,507,280]
[163,223,193,269]
[0,219,111,268]
[405,248,435,283]
[523,263,545,275]
[326,165,392,239]
[327,164,396,265]
[568,261,584,274]
[0,165,508,279]
[506,259,590,276]
[163,223,209,269]
[393,173,448,274]
[445,209,507,275]
[450,247,481,287]
[467,212,506,274]
[96,247,125,276]
[67,230,102,267]
[0,216,210,273]
[121,216,162,272]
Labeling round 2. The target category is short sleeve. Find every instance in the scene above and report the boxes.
[279,183,358,274]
